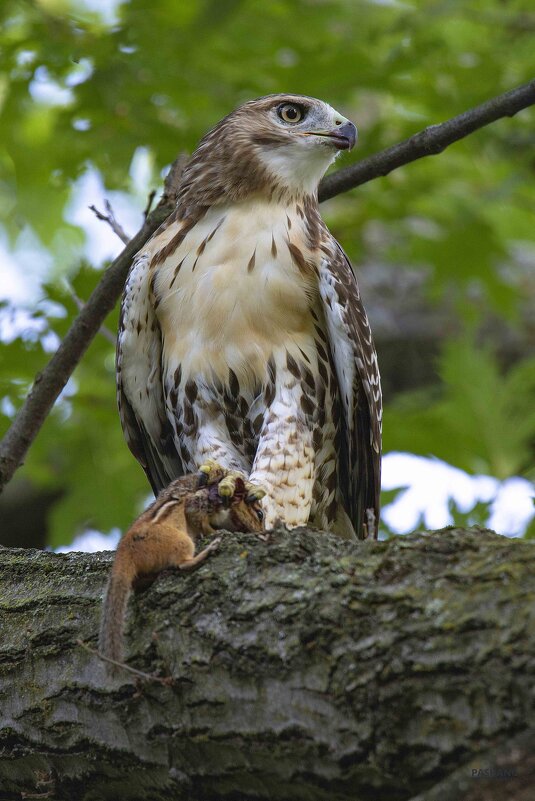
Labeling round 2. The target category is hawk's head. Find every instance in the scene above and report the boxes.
[177,94,357,209]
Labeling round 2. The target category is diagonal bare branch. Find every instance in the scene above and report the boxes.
[1,82,534,492]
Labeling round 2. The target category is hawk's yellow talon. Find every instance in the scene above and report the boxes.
[218,475,236,498]
[244,478,266,502]
[197,459,225,487]
[246,486,266,502]
[198,458,219,475]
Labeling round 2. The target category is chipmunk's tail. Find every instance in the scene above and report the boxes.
[98,555,136,675]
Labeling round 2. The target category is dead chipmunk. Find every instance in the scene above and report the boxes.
[98,460,265,674]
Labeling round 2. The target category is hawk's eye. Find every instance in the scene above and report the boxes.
[277,103,304,124]
[255,507,264,522]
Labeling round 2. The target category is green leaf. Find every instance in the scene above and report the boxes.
[385,339,535,480]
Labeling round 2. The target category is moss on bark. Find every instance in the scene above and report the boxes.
[0,527,533,800]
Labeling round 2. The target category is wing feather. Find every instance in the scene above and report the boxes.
[116,253,182,494]
[318,239,382,538]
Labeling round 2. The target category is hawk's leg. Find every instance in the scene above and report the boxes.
[249,398,315,529]
[194,432,247,476]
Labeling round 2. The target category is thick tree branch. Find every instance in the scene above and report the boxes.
[1,83,534,492]
[0,527,533,800]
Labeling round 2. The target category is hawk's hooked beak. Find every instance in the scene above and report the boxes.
[304,120,357,151]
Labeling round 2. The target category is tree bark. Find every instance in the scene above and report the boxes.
[0,527,533,801]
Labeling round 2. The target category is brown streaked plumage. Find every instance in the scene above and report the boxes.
[117,93,382,539]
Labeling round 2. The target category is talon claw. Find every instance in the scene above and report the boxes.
[246,487,266,502]
[197,459,223,487]
[199,458,218,474]
[218,475,236,498]
[245,479,266,502]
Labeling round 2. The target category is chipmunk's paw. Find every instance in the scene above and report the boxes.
[204,535,222,553]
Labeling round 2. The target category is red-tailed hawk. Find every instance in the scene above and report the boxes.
[117,94,382,539]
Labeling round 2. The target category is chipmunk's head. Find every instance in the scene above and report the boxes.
[208,477,265,533]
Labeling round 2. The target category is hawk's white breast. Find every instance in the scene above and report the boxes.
[149,199,319,393]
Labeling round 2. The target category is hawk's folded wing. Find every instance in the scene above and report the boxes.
[116,253,183,494]
[318,241,382,538]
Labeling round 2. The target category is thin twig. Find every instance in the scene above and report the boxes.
[89,199,130,244]
[1,83,534,492]
[144,189,156,219]
[76,639,174,685]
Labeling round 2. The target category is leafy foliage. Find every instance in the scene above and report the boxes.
[385,339,535,482]
[0,0,534,544]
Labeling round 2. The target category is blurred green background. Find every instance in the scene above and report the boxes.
[0,0,534,548]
